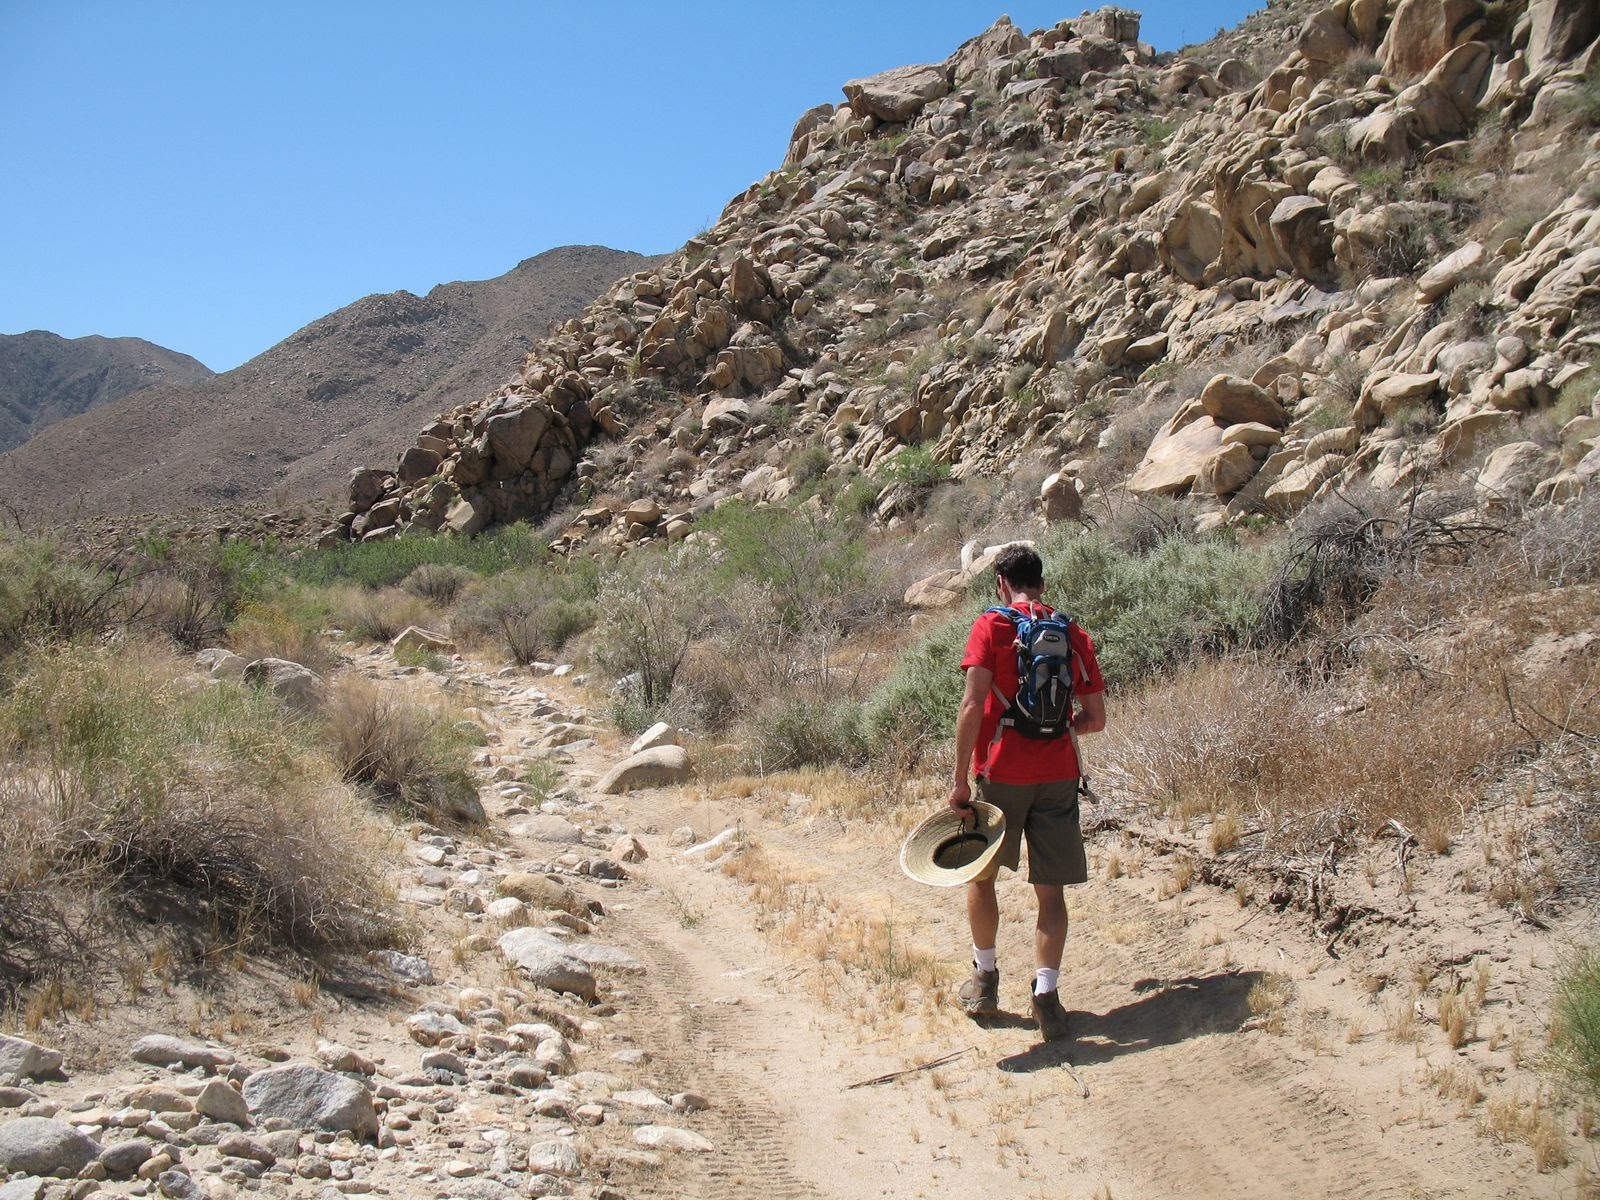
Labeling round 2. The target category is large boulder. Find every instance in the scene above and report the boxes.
[241,1065,378,1139]
[596,745,692,794]
[128,1035,235,1072]
[1381,0,1485,78]
[498,929,599,1000]
[842,63,951,122]
[498,873,582,914]
[1416,241,1486,304]
[904,569,970,608]
[0,1118,99,1176]
[1040,471,1084,523]
[1475,441,1559,507]
[1528,0,1600,73]
[1194,443,1261,497]
[1269,196,1335,282]
[0,1037,61,1082]
[484,403,552,472]
[1199,375,1288,427]
[1129,412,1226,496]
[629,722,681,754]
[242,658,325,715]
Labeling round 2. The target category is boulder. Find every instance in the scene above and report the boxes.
[129,1035,235,1072]
[392,626,457,658]
[634,1125,714,1153]
[484,404,552,471]
[1194,443,1260,497]
[1528,0,1600,73]
[241,1065,379,1139]
[194,648,247,679]
[904,568,970,608]
[1476,441,1559,507]
[348,468,394,513]
[527,1141,581,1178]
[397,445,442,485]
[498,929,599,1000]
[0,1037,61,1082]
[702,397,751,434]
[1200,375,1287,428]
[1268,196,1334,282]
[1128,415,1226,496]
[1040,471,1083,522]
[1381,0,1485,78]
[506,815,584,844]
[629,722,681,754]
[242,658,326,715]
[1416,241,1485,304]
[498,873,581,914]
[842,63,951,123]
[0,1118,99,1176]
[596,745,692,794]
[1221,422,1282,449]
[1264,453,1348,513]
[445,496,489,537]
[194,1079,251,1127]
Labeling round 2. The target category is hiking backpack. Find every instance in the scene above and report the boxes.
[985,604,1080,740]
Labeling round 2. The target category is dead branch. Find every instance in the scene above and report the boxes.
[845,1045,972,1089]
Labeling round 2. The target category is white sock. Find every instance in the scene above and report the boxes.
[973,945,997,972]
[1034,967,1060,996]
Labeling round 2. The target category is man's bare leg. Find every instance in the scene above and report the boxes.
[967,877,999,950]
[958,878,1001,1015]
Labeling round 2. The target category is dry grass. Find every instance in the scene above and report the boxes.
[1247,972,1294,1034]
[325,676,481,823]
[1483,1091,1569,1173]
[334,586,434,644]
[0,641,401,997]
[227,595,334,672]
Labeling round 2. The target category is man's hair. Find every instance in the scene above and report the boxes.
[994,544,1044,590]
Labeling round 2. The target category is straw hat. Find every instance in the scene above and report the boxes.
[900,802,1006,887]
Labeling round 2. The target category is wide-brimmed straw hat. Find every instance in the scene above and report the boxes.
[900,802,1006,887]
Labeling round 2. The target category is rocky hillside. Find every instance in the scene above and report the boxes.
[0,247,656,520]
[342,0,1598,551]
[0,331,212,455]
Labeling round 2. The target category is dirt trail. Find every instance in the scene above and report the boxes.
[505,655,1576,1200]
[5,649,1579,1199]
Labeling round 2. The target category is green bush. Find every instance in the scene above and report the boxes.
[1552,946,1600,1099]
[403,562,475,605]
[591,547,707,705]
[289,524,544,590]
[863,611,973,762]
[743,693,869,773]
[0,537,123,663]
[453,561,599,665]
[880,445,951,490]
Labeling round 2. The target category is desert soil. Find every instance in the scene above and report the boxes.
[9,646,1585,1199]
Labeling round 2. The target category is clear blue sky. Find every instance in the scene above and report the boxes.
[2,1,1260,371]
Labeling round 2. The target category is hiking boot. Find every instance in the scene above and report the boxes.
[957,966,999,1016]
[1032,988,1070,1040]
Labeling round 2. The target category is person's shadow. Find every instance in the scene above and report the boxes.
[995,970,1263,1074]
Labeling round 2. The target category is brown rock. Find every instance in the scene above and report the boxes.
[1381,0,1485,78]
[1128,416,1226,496]
[1199,375,1288,428]
[842,64,951,123]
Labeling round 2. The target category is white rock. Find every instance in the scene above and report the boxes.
[498,930,598,1001]
[527,1140,581,1177]
[634,1125,714,1153]
[596,745,692,794]
[241,1065,378,1139]
[628,721,680,754]
[0,1036,62,1082]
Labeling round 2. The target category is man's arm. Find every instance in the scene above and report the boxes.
[949,665,992,813]
[1073,691,1106,735]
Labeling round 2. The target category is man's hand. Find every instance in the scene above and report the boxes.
[948,777,974,815]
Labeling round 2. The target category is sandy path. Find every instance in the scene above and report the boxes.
[518,663,1575,1200]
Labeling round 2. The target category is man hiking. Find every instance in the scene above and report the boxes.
[948,544,1105,1039]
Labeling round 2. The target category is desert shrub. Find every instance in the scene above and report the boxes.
[452,561,599,665]
[591,548,707,706]
[791,444,832,485]
[324,677,479,822]
[335,586,433,644]
[1495,490,1600,588]
[863,611,973,764]
[879,445,951,490]
[741,692,870,774]
[0,642,399,990]
[0,537,125,664]
[289,524,544,590]
[1552,946,1600,1100]
[225,590,334,672]
[700,501,892,633]
[403,562,475,605]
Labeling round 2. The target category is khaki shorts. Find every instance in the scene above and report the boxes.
[974,778,1086,886]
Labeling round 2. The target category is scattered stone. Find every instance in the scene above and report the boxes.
[498,930,599,1001]
[241,1065,379,1140]
[612,835,648,864]
[0,1117,100,1176]
[242,658,326,714]
[526,1140,581,1178]
[99,1138,156,1179]
[0,1036,62,1082]
[596,745,692,794]
[628,721,680,754]
[194,1079,252,1127]
[633,1125,714,1153]
[129,1036,234,1072]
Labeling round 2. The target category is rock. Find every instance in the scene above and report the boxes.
[1128,414,1225,496]
[194,648,247,679]
[99,1137,155,1179]
[842,63,951,122]
[129,1036,234,1072]
[508,815,585,843]
[485,403,552,471]
[313,1042,375,1075]
[0,1177,44,1200]
[1194,443,1260,497]
[128,1085,191,1114]
[371,949,434,985]
[241,1065,379,1139]
[242,658,326,715]
[612,835,648,864]
[499,873,580,912]
[1220,422,1282,449]
[420,1049,467,1075]
[0,1037,62,1082]
[702,398,751,434]
[156,1169,203,1200]
[445,496,489,537]
[391,626,456,658]
[903,568,969,608]
[633,1125,714,1153]
[527,1141,581,1178]
[406,1011,469,1045]
[1416,241,1485,304]
[565,941,646,973]
[1528,0,1600,73]
[671,1091,711,1112]
[0,1117,99,1176]
[498,929,599,1001]
[1268,196,1334,282]
[1264,453,1348,514]
[397,445,442,485]
[348,467,394,513]
[1381,0,1484,78]
[1199,375,1287,427]
[215,1132,274,1165]
[596,745,692,794]
[1039,471,1083,522]
[1475,441,1558,507]
[629,722,680,754]
[486,896,528,921]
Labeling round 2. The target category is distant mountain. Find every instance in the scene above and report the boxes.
[1,245,657,519]
[0,331,213,454]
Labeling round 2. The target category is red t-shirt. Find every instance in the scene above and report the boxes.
[960,601,1104,784]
